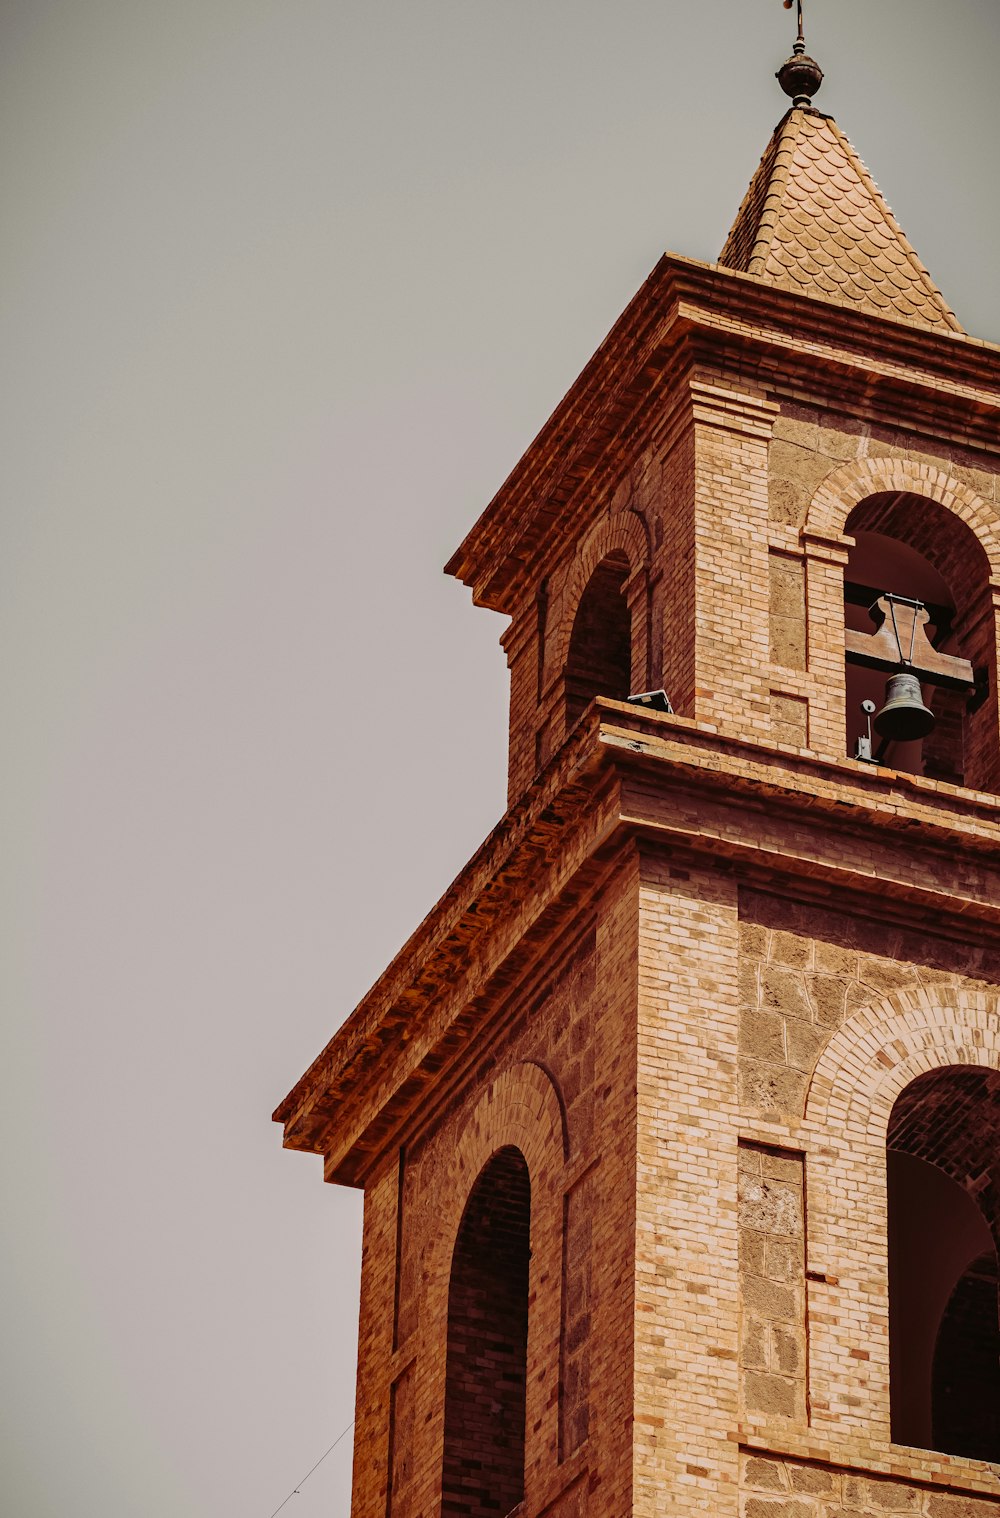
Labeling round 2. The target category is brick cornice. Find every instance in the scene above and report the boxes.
[446,255,1000,613]
[274,703,1000,1182]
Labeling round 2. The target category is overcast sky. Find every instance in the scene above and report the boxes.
[3,3,999,1515]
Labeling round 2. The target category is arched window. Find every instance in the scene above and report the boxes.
[843,494,995,788]
[887,1066,1000,1461]
[442,1147,531,1518]
[565,552,632,728]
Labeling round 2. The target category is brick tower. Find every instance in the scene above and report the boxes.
[274,29,1000,1518]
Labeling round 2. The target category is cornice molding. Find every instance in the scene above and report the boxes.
[274,702,1000,1182]
[446,256,1000,613]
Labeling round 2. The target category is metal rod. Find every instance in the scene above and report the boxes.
[783,0,805,47]
[877,593,926,667]
[888,597,903,664]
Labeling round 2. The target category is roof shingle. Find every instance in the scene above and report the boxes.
[720,108,963,334]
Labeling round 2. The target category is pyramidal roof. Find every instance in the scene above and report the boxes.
[719,107,963,334]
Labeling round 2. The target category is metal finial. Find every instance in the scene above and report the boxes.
[777,0,823,107]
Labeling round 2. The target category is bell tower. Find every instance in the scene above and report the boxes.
[275,19,1000,1518]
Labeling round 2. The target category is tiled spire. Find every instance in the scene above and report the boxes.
[719,108,963,333]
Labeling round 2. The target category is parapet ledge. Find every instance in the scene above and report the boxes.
[738,1423,1000,1500]
[599,699,1000,846]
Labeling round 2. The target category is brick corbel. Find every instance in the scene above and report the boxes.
[499,605,535,670]
[688,376,779,439]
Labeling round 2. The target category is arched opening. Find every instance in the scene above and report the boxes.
[442,1147,531,1518]
[887,1066,1000,1460]
[843,493,995,788]
[565,552,632,728]
[933,1251,1000,1461]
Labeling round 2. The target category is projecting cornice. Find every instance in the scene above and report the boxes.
[274,701,1000,1185]
[445,256,1000,615]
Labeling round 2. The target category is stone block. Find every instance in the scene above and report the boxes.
[740,1008,786,1064]
[770,930,812,969]
[807,974,848,1027]
[744,1457,788,1491]
[788,1467,836,1495]
[761,965,813,1022]
[743,1370,798,1418]
[742,1274,797,1320]
[739,1176,802,1239]
[770,1322,802,1375]
[785,1020,827,1074]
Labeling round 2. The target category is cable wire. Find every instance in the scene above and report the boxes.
[267,1419,355,1518]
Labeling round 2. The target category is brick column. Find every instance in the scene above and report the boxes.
[624,563,651,697]
[802,529,852,761]
[963,581,1000,793]
[351,1161,399,1518]
[502,605,538,803]
[690,380,778,737]
[633,850,742,1518]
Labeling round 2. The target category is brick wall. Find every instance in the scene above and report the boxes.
[564,552,631,728]
[342,755,1000,1518]
[316,294,1000,1518]
[442,1147,530,1518]
[498,382,1000,816]
[348,854,640,1518]
[634,849,742,1517]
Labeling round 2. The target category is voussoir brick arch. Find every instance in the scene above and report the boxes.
[799,985,1000,1443]
[804,458,1000,577]
[438,1059,568,1233]
[803,983,1000,1147]
[550,507,652,679]
[421,1060,569,1505]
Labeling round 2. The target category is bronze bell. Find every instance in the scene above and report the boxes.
[873,670,936,742]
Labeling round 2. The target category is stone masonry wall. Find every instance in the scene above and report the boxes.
[734,885,1000,1511]
[738,1143,807,1428]
[741,1451,1000,1518]
[737,889,1000,1127]
[767,407,1000,534]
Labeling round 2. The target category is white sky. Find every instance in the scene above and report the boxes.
[3,2,999,1515]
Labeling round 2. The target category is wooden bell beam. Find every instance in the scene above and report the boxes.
[845,595,975,692]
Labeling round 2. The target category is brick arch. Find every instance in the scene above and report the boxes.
[804,458,1000,578]
[803,984,1000,1145]
[419,1061,568,1508]
[437,1061,567,1242]
[800,985,1000,1442]
[550,508,651,679]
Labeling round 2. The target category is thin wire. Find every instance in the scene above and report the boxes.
[267,1419,356,1518]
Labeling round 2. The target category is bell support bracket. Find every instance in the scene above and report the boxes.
[845,595,974,691]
